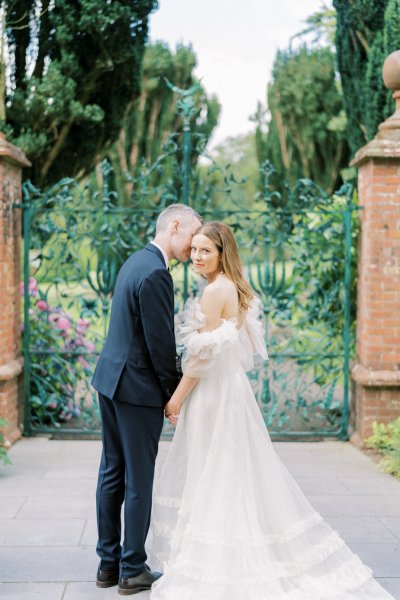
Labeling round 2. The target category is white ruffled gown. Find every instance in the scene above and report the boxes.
[146,297,395,600]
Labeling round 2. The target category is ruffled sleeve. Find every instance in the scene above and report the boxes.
[238,296,269,371]
[176,298,239,378]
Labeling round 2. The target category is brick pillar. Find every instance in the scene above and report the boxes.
[351,51,400,443]
[0,133,31,445]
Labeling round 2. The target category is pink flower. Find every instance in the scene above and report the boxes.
[20,277,39,297]
[84,341,96,353]
[28,277,38,296]
[55,316,71,332]
[36,300,49,311]
[78,355,90,369]
[76,318,90,334]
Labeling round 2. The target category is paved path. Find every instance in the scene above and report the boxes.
[0,437,400,599]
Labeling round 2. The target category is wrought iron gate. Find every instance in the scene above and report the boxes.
[19,87,357,440]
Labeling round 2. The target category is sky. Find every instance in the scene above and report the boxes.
[149,0,330,149]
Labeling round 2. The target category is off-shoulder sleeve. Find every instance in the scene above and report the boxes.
[176,298,238,378]
[238,296,269,371]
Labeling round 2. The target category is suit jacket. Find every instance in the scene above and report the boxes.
[91,243,180,406]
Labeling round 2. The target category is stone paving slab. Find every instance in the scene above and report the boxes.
[0,518,86,546]
[347,542,400,578]
[31,478,97,496]
[0,546,98,582]
[380,518,400,540]
[0,496,26,518]
[80,518,98,546]
[43,464,100,479]
[339,475,400,495]
[0,437,399,599]
[324,516,399,543]
[308,494,400,518]
[286,460,381,478]
[294,475,351,495]
[0,477,97,497]
[18,495,94,519]
[0,582,66,599]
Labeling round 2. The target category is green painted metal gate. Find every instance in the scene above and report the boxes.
[19,86,357,440]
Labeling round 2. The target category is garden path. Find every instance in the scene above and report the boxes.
[0,437,400,599]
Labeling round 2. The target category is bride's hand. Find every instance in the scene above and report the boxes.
[165,398,181,426]
[164,376,198,426]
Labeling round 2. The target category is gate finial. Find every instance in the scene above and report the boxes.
[379,50,400,140]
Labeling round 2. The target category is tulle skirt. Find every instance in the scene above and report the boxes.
[146,368,394,600]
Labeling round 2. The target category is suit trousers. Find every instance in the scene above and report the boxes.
[96,393,164,577]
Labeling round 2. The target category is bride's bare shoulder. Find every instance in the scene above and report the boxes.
[202,276,236,301]
[200,276,238,323]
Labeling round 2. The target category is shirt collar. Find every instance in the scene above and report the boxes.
[150,241,169,268]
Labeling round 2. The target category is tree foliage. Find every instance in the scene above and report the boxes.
[291,2,336,47]
[2,0,157,186]
[333,0,400,154]
[209,132,259,201]
[106,42,221,206]
[256,46,350,194]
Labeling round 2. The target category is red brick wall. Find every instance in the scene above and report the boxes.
[353,158,400,441]
[0,151,28,444]
[355,387,400,440]
[357,160,400,370]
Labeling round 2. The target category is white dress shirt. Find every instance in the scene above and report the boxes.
[150,241,169,269]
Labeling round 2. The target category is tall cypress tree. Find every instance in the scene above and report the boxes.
[333,0,400,154]
[2,0,157,186]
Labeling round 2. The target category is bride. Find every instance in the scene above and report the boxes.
[145,221,394,600]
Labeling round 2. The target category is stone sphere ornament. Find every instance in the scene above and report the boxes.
[382,50,400,91]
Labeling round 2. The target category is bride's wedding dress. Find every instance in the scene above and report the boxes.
[146,297,394,600]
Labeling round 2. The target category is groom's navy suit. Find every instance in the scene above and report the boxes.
[91,243,179,577]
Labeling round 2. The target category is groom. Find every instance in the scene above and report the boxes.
[91,204,202,595]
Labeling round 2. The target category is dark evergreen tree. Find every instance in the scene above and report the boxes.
[2,0,157,186]
[333,0,400,154]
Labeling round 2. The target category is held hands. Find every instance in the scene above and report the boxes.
[164,375,198,426]
[165,396,181,426]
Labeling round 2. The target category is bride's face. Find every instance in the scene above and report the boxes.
[191,234,221,278]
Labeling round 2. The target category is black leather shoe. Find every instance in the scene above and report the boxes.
[118,565,162,595]
[96,567,119,588]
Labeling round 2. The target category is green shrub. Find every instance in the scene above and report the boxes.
[365,418,400,479]
[22,277,98,428]
[0,419,11,466]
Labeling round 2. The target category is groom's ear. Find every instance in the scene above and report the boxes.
[170,219,180,233]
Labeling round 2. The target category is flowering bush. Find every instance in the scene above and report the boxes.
[22,277,98,427]
[0,419,11,465]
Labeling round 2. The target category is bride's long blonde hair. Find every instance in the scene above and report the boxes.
[195,221,253,312]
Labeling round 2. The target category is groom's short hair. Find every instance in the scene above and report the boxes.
[156,203,202,232]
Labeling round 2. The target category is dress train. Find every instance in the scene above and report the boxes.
[145,298,395,600]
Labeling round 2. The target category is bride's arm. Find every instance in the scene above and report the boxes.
[164,374,198,424]
[165,287,225,424]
